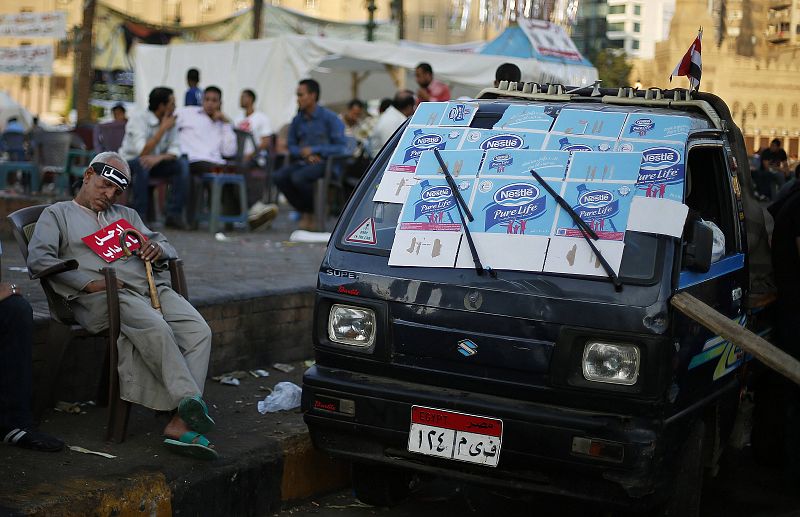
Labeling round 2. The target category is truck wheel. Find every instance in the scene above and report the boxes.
[351,462,412,507]
[658,419,705,517]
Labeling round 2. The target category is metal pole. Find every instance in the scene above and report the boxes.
[366,0,377,41]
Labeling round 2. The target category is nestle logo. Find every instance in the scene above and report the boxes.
[493,153,513,164]
[421,185,452,201]
[641,147,680,169]
[563,144,593,152]
[494,182,539,205]
[412,134,444,147]
[578,190,613,207]
[481,134,524,150]
[630,118,655,135]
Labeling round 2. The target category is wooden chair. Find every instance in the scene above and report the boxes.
[7,204,189,443]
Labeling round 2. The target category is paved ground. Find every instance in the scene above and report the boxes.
[1,207,330,316]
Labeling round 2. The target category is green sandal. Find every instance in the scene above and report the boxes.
[163,431,218,460]
[178,395,215,434]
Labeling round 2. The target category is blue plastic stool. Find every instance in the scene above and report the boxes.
[0,161,39,193]
[195,173,248,234]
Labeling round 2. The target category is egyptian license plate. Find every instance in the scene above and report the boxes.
[407,406,503,467]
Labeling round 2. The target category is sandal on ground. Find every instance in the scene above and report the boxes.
[163,431,218,460]
[177,395,215,434]
[2,428,64,452]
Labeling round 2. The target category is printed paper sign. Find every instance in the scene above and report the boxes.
[373,172,420,203]
[544,134,615,153]
[543,237,625,276]
[551,109,627,139]
[0,11,67,39]
[616,140,686,201]
[480,149,569,178]
[415,149,483,178]
[493,104,559,132]
[459,129,546,152]
[389,230,461,268]
[437,102,479,126]
[469,178,559,236]
[565,151,643,184]
[81,219,145,263]
[345,218,377,244]
[410,102,449,126]
[386,127,465,173]
[628,197,689,238]
[622,114,697,141]
[454,233,549,272]
[0,46,53,76]
[553,182,635,241]
[398,178,474,232]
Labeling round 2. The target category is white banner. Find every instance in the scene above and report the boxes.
[0,11,67,39]
[0,46,53,76]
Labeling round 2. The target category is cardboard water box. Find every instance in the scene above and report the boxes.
[492,104,559,132]
[621,113,700,141]
[386,127,466,173]
[469,178,559,236]
[616,139,686,201]
[398,178,475,232]
[458,129,546,152]
[551,109,627,139]
[409,101,479,127]
[480,149,570,178]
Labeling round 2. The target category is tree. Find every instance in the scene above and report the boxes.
[253,0,263,39]
[591,49,633,88]
[75,0,96,124]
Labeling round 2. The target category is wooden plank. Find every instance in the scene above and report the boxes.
[671,292,800,386]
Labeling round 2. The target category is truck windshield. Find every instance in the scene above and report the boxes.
[337,130,662,283]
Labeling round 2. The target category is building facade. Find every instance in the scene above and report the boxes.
[634,0,800,157]
[605,0,674,59]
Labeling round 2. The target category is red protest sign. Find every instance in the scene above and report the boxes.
[81,219,147,263]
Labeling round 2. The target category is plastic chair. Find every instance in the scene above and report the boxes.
[64,149,97,190]
[93,120,127,152]
[7,205,189,443]
[32,131,72,193]
[314,153,356,231]
[1,131,27,161]
[233,128,275,203]
[194,172,249,234]
[0,161,39,193]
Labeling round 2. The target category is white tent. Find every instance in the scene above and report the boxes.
[134,34,598,130]
[0,91,34,131]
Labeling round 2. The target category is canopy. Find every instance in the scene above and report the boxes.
[134,34,598,130]
[0,91,33,131]
[480,21,594,68]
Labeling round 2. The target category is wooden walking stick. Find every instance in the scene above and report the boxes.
[671,292,800,386]
[119,228,162,313]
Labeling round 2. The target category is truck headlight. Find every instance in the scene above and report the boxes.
[582,342,640,385]
[328,304,376,348]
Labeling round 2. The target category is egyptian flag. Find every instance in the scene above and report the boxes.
[670,28,703,90]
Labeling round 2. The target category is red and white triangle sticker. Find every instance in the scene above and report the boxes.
[345,217,377,245]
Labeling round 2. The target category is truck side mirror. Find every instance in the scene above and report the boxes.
[683,220,713,273]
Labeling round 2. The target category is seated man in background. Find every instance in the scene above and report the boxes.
[273,79,347,231]
[120,87,189,229]
[27,152,217,460]
[414,62,450,103]
[369,90,415,158]
[0,273,63,452]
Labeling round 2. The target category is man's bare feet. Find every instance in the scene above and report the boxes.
[163,414,191,440]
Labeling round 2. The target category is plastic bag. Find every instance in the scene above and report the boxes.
[700,219,726,263]
[257,381,302,414]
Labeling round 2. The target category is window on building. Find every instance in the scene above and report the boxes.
[796,24,800,34]
[777,104,785,118]
[762,103,769,117]
[633,4,641,16]
[607,39,625,48]
[732,102,741,117]
[305,0,318,9]
[608,22,625,32]
[633,22,641,33]
[792,104,799,117]
[51,76,68,98]
[631,39,640,50]
[608,4,626,14]
[200,0,216,13]
[420,14,436,31]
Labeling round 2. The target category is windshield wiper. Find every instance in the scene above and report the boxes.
[433,148,494,277]
[529,169,622,291]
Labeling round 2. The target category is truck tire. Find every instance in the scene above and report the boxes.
[351,462,413,507]
[658,419,705,517]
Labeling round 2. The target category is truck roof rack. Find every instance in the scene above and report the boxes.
[475,82,723,130]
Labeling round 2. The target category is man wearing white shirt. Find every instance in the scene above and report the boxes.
[369,90,415,158]
[176,86,237,167]
[120,87,189,229]
[235,89,272,163]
